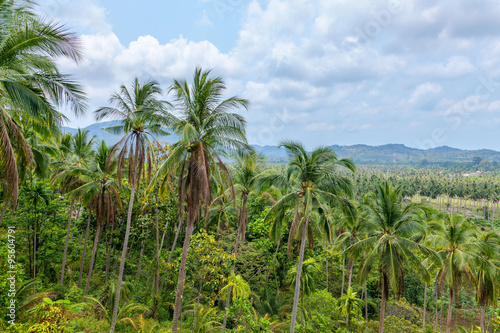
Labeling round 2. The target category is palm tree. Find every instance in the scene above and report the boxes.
[150,67,249,333]
[220,149,263,328]
[63,140,122,297]
[426,215,480,333]
[0,0,86,208]
[55,129,95,286]
[261,141,356,333]
[473,230,500,333]
[334,201,371,290]
[287,257,321,324]
[21,180,52,288]
[95,78,170,333]
[347,182,440,333]
[339,287,363,328]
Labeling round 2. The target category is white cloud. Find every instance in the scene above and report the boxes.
[305,122,336,132]
[409,82,442,104]
[54,0,500,149]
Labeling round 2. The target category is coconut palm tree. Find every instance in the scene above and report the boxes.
[95,78,170,333]
[62,141,122,297]
[347,182,440,333]
[150,67,249,333]
[55,129,95,286]
[261,141,356,333]
[0,0,86,208]
[339,287,363,328]
[473,230,500,333]
[21,180,52,287]
[287,257,321,324]
[426,215,481,333]
[334,201,371,290]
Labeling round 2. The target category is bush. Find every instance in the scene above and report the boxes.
[383,315,421,333]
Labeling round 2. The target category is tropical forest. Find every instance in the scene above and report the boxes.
[2,1,500,333]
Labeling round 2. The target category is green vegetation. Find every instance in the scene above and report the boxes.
[2,2,500,333]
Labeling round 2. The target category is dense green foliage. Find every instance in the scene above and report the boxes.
[2,2,500,333]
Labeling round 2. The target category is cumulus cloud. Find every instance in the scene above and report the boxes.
[50,0,500,149]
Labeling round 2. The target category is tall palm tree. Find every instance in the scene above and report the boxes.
[0,0,86,207]
[95,78,170,333]
[150,67,249,333]
[427,215,489,333]
[261,141,356,333]
[21,180,52,287]
[55,129,95,286]
[287,257,321,324]
[220,149,263,328]
[473,230,500,333]
[347,182,440,333]
[62,140,122,297]
[334,201,371,290]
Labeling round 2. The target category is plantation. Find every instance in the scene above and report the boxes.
[1,1,500,333]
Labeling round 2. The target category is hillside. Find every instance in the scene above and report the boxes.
[63,122,500,165]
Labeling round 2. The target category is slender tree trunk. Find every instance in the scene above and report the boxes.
[155,204,160,300]
[168,217,183,264]
[0,198,9,225]
[60,200,74,285]
[446,287,453,333]
[171,217,195,333]
[193,280,203,331]
[222,194,247,330]
[109,183,136,333]
[347,256,354,289]
[84,222,102,297]
[480,302,486,333]
[423,283,427,329]
[364,281,368,322]
[105,220,115,284]
[33,203,37,292]
[290,217,308,333]
[326,258,329,293]
[135,240,145,281]
[27,224,32,278]
[378,273,388,333]
[78,212,91,288]
[341,257,345,295]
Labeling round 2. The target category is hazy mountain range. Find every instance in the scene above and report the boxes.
[62,121,500,165]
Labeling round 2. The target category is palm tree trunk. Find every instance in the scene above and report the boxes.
[364,281,368,322]
[78,212,91,288]
[290,217,308,333]
[135,240,145,281]
[423,283,427,329]
[341,252,345,295]
[378,273,388,333]
[84,222,102,296]
[168,217,183,264]
[109,183,136,333]
[60,200,74,285]
[347,256,354,289]
[0,198,9,225]
[171,216,195,333]
[155,205,160,298]
[193,280,203,331]
[33,202,37,291]
[222,195,247,330]
[446,287,453,333]
[480,301,486,333]
[105,220,115,284]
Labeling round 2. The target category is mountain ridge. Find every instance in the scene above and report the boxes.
[61,121,500,164]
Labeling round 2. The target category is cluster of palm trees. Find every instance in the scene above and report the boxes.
[2,2,500,333]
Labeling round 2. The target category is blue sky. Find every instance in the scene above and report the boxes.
[38,0,500,150]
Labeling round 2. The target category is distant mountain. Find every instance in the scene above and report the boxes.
[61,121,174,146]
[62,122,500,165]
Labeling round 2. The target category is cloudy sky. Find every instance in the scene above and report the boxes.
[38,0,500,150]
